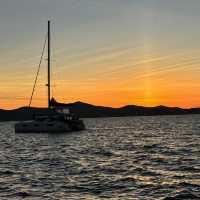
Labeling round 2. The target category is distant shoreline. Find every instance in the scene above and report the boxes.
[0,101,200,121]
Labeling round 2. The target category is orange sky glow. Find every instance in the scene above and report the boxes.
[0,1,200,109]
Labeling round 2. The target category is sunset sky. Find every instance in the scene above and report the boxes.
[1,0,200,109]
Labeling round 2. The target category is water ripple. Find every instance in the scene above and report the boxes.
[0,115,200,199]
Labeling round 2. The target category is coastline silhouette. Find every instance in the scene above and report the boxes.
[1,98,200,121]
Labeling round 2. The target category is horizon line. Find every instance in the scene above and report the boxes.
[1,101,200,111]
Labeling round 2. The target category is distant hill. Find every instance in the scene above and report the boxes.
[0,101,200,121]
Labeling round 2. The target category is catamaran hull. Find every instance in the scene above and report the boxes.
[15,121,85,133]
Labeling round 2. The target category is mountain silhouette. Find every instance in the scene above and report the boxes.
[0,99,200,121]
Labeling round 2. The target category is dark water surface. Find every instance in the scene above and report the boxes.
[0,115,200,200]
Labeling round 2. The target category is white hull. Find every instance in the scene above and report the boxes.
[15,121,71,133]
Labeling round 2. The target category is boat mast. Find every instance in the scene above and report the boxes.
[47,20,51,108]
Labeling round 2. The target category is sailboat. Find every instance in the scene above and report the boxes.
[15,21,85,133]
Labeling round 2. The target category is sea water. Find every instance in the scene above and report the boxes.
[0,115,200,199]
